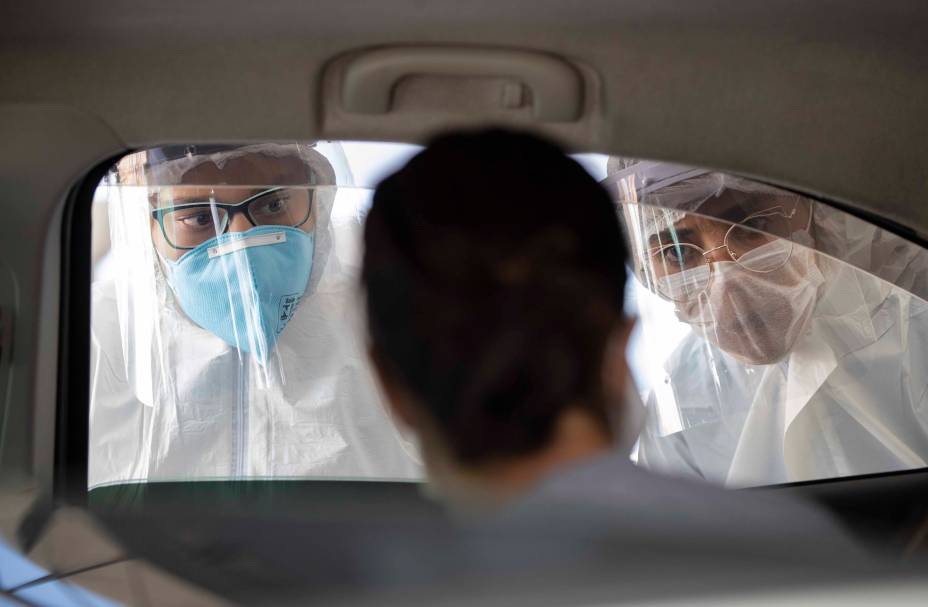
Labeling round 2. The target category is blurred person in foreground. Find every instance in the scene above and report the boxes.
[359,128,862,559]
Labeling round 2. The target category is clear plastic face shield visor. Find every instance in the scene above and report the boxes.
[604,160,928,486]
[103,143,346,370]
[617,169,821,433]
[89,142,423,488]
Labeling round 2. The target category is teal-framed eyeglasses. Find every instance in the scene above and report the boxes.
[151,187,314,250]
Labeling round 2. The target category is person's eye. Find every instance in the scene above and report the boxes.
[680,248,698,264]
[254,197,288,215]
[176,211,214,229]
[745,216,773,231]
[656,245,693,265]
[739,212,789,240]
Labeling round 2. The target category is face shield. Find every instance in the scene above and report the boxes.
[607,159,928,486]
[621,170,821,366]
[116,143,341,362]
[90,142,422,488]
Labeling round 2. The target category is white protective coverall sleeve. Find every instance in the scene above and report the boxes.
[606,159,928,487]
[89,142,422,488]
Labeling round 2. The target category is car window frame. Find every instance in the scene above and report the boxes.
[60,150,928,504]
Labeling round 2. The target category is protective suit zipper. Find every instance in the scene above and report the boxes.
[236,359,247,478]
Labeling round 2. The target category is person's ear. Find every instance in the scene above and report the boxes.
[607,316,635,364]
[601,315,636,401]
[602,316,645,454]
[368,345,419,431]
[616,315,634,350]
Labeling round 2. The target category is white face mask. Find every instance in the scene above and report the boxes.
[673,243,825,365]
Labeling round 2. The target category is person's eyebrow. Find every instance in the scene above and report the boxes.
[649,227,695,248]
[697,196,746,223]
[169,188,266,206]
[168,197,212,206]
[700,192,789,224]
[242,187,284,203]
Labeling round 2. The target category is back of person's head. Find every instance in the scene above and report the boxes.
[363,128,628,474]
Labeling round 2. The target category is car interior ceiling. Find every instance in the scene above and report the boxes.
[4,1,928,603]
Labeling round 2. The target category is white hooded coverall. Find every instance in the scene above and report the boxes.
[89,143,421,488]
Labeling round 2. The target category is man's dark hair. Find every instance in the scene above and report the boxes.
[362,129,628,466]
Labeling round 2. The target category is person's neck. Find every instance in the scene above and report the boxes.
[438,408,613,513]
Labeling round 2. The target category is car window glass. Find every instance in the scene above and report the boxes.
[87,142,608,489]
[91,144,927,491]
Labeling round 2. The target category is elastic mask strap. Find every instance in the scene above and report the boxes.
[208,231,287,259]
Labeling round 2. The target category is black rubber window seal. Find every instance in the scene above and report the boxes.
[55,154,126,506]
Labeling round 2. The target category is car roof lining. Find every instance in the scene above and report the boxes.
[2,0,928,238]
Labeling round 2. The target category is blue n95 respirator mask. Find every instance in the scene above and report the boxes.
[162,225,314,360]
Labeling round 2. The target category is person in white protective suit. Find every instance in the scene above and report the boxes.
[606,158,928,487]
[89,143,422,488]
